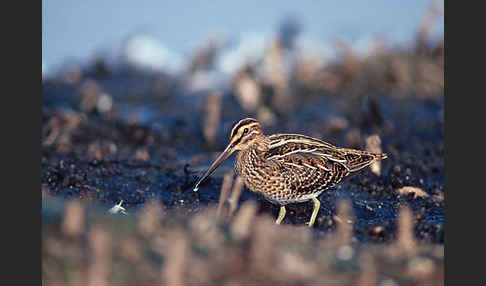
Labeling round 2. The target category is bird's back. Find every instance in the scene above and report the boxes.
[236,133,387,204]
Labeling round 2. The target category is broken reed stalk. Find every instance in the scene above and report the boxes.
[231,200,258,240]
[61,199,84,238]
[228,176,245,220]
[267,40,292,113]
[365,134,383,176]
[88,227,111,286]
[235,72,261,112]
[203,91,222,146]
[397,205,417,255]
[355,253,377,286]
[138,199,165,238]
[121,237,142,263]
[250,216,278,271]
[42,117,60,146]
[216,171,234,219]
[416,1,442,50]
[162,231,189,286]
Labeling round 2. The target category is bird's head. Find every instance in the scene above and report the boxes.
[193,118,263,191]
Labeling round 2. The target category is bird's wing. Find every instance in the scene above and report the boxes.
[266,133,382,173]
[266,134,348,164]
[265,135,351,194]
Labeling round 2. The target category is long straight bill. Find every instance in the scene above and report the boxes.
[193,145,234,192]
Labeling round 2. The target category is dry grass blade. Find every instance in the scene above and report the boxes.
[216,171,234,219]
[235,72,261,112]
[203,91,222,146]
[365,134,383,176]
[61,199,84,238]
[355,253,377,286]
[267,40,292,113]
[396,205,417,255]
[138,199,165,238]
[228,176,245,220]
[250,215,278,271]
[162,231,189,286]
[88,227,111,286]
[231,200,258,240]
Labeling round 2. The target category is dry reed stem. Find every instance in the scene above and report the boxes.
[228,176,245,220]
[61,200,84,238]
[190,207,223,251]
[139,199,164,238]
[78,79,102,112]
[396,205,417,255]
[355,253,377,286]
[42,117,61,146]
[417,1,443,47]
[256,106,277,126]
[121,237,142,263]
[249,216,278,271]
[277,251,317,281]
[216,171,234,219]
[267,40,291,113]
[406,256,436,281]
[203,91,222,146]
[230,200,258,240]
[365,134,383,176]
[88,227,111,286]
[162,231,189,286]
[235,73,261,112]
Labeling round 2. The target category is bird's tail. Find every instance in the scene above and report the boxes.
[338,148,388,172]
[373,152,388,160]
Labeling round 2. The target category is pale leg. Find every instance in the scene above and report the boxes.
[307,197,321,227]
[275,205,286,224]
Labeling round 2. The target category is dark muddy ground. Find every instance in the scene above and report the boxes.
[42,58,444,245]
[42,30,445,285]
[42,8,444,283]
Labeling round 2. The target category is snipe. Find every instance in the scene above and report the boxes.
[193,118,387,227]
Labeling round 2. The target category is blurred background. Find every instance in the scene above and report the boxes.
[42,0,443,78]
[42,1,444,285]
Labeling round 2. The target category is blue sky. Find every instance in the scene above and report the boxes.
[42,0,443,70]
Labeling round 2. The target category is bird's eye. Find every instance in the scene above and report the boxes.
[243,128,249,134]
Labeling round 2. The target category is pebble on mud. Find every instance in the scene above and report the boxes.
[397,186,429,198]
[134,148,150,161]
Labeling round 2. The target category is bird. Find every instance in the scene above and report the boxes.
[193,118,387,227]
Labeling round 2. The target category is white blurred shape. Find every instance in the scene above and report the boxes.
[295,35,336,62]
[97,93,113,114]
[217,34,269,75]
[123,35,185,73]
[185,70,230,92]
[352,35,379,57]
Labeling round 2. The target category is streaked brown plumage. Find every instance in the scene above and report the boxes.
[194,118,387,227]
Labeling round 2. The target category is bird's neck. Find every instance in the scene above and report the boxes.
[252,135,271,152]
[235,136,270,174]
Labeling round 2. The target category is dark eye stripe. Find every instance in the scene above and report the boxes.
[230,118,259,139]
[231,131,259,147]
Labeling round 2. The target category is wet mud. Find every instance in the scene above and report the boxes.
[42,69,444,244]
